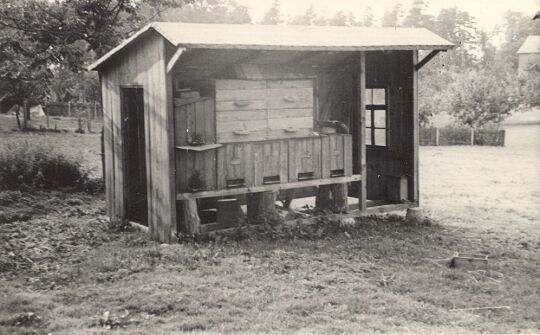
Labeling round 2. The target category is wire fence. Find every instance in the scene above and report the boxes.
[420,127,505,146]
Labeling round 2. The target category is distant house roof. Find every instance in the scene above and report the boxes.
[518,35,540,54]
[89,22,454,71]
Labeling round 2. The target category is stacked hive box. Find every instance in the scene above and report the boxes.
[174,79,352,194]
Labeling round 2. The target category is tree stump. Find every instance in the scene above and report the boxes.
[178,199,200,234]
[246,191,277,224]
[405,207,424,225]
[315,183,348,213]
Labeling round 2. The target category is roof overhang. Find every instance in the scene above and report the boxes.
[89,22,454,71]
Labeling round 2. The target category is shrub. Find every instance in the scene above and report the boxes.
[0,139,90,191]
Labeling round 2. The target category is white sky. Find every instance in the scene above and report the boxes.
[236,0,539,31]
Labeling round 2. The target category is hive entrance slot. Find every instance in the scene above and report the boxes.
[330,169,345,177]
[226,178,246,189]
[263,175,280,185]
[297,172,314,181]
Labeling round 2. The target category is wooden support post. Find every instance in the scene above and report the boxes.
[316,184,348,213]
[178,199,200,234]
[470,128,475,145]
[280,189,295,208]
[246,191,277,224]
[217,198,245,227]
[357,52,367,211]
[68,101,71,117]
[412,51,420,203]
[435,127,439,146]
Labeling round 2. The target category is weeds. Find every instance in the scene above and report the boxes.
[0,138,90,191]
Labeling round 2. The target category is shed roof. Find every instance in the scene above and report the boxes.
[518,35,540,54]
[89,22,454,71]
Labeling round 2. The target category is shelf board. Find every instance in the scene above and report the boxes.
[176,143,222,152]
[177,174,361,200]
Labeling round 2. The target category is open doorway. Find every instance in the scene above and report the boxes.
[121,87,148,225]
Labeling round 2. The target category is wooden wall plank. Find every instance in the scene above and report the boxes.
[100,73,114,217]
[357,52,367,211]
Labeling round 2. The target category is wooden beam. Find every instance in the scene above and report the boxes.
[177,174,361,200]
[415,50,441,71]
[198,202,418,234]
[235,50,265,64]
[166,47,186,73]
[357,52,367,211]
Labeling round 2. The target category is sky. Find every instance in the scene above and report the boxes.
[235,0,539,32]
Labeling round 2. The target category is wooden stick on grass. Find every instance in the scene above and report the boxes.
[450,306,511,312]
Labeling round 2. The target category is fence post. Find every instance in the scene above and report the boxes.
[68,101,72,117]
[500,130,506,147]
[435,127,439,146]
[470,128,475,145]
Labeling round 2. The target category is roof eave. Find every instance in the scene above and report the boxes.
[175,43,454,51]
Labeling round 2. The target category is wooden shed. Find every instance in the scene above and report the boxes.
[89,22,453,242]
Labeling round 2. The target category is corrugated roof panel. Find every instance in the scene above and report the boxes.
[518,35,540,54]
[89,22,454,71]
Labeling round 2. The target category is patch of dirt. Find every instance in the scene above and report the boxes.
[0,191,112,289]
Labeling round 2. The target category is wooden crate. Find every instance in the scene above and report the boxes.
[175,149,217,193]
[215,79,314,142]
[321,134,353,178]
[174,97,215,146]
[288,137,322,182]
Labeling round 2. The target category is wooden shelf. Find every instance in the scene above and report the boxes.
[176,143,222,151]
[177,174,361,200]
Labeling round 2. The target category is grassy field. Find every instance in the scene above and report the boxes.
[0,121,539,334]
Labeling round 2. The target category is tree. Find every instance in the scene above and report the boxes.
[433,7,479,69]
[0,28,52,128]
[356,7,374,27]
[0,0,193,126]
[381,4,403,27]
[261,0,282,25]
[155,0,251,24]
[445,68,521,127]
[495,11,540,69]
[289,5,327,26]
[329,11,349,26]
[402,0,435,29]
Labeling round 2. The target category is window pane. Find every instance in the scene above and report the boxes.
[365,128,372,145]
[374,129,386,146]
[365,111,372,126]
[374,109,386,128]
[373,89,386,105]
[366,89,373,105]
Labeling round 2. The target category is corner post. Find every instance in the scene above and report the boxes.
[412,51,419,203]
[357,52,367,211]
[165,50,178,241]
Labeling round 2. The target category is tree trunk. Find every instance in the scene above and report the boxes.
[246,191,277,224]
[22,100,28,130]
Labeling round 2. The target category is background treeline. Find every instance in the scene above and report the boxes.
[1,0,539,127]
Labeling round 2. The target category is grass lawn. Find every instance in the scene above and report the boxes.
[0,124,539,334]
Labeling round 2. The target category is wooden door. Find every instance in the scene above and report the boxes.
[121,87,148,225]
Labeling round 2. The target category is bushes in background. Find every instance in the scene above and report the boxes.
[0,139,92,191]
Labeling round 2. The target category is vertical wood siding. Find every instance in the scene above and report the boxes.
[100,31,176,242]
